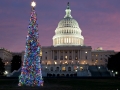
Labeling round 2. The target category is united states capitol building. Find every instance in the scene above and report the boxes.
[0,3,116,77]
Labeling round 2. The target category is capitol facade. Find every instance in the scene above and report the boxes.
[0,3,116,77]
[41,3,115,77]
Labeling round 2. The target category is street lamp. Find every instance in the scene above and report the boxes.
[115,72,118,75]
[4,71,8,75]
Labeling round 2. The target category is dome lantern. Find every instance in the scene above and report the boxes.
[64,2,72,18]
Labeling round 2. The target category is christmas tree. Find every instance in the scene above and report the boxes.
[0,58,5,75]
[18,1,43,86]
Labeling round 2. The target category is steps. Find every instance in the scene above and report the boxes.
[88,65,101,77]
[98,66,111,77]
[88,65,111,77]
[7,68,21,77]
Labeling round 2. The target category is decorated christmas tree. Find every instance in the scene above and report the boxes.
[18,1,43,86]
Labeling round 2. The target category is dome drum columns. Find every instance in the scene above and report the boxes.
[53,37,84,46]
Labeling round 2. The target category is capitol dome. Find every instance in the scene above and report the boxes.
[53,2,84,46]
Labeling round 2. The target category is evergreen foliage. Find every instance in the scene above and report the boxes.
[0,58,5,75]
[18,4,43,86]
[107,52,120,76]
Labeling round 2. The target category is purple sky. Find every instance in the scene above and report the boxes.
[0,0,120,52]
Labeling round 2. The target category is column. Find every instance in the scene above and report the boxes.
[68,50,69,60]
[57,38,58,44]
[53,50,54,60]
[72,50,74,60]
[68,37,70,44]
[51,50,52,60]
[78,50,79,60]
[74,38,76,44]
[80,50,82,59]
[60,37,61,44]
[76,38,77,44]
[64,37,65,44]
[63,50,65,60]
[72,37,73,44]
[57,50,58,60]
[73,38,74,44]
[58,38,59,44]
[75,38,76,44]
[68,37,69,44]
[59,50,60,60]
[59,37,60,44]
[62,37,63,44]
[79,39,80,45]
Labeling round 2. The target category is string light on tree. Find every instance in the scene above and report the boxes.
[18,1,43,86]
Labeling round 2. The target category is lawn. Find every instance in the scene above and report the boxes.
[0,77,120,90]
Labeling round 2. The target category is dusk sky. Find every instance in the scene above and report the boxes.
[0,0,120,52]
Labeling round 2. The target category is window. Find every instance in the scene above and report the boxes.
[54,56,57,60]
[56,67,59,71]
[68,67,71,71]
[51,67,53,71]
[86,56,87,60]
[80,67,83,71]
[69,56,72,60]
[45,52,47,54]
[62,67,66,71]
[45,57,47,60]
[74,66,77,70]
[60,56,63,60]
